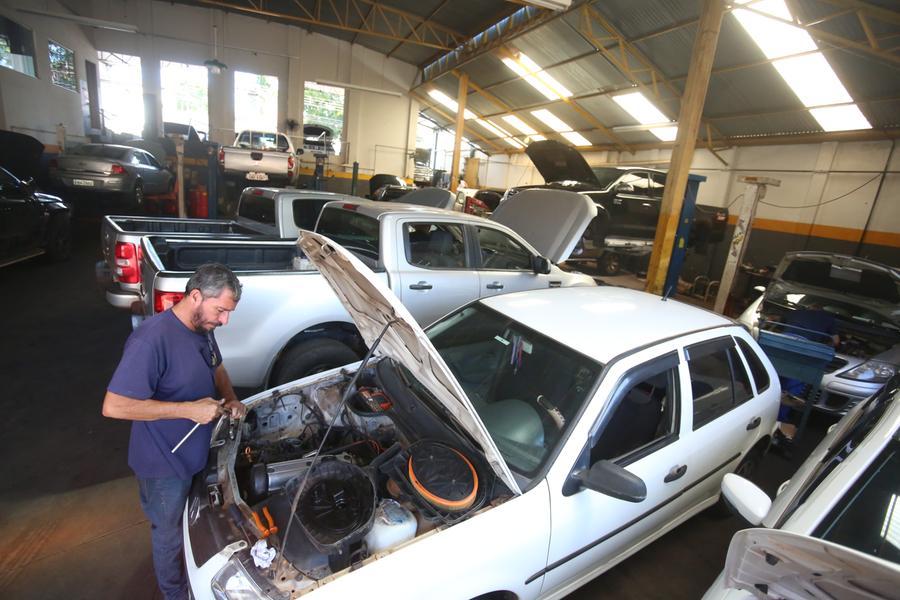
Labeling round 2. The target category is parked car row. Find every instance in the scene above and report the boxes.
[0,166,71,269]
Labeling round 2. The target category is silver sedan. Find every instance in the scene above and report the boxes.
[50,144,173,208]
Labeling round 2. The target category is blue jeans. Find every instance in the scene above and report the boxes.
[138,477,192,600]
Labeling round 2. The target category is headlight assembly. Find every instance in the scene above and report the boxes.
[211,558,269,600]
[838,360,897,384]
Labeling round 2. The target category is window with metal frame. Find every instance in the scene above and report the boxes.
[735,337,771,393]
[48,40,76,91]
[405,223,466,269]
[476,227,532,270]
[0,16,36,78]
[687,337,754,430]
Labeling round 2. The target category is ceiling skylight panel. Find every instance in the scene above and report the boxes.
[560,131,591,147]
[612,92,678,141]
[517,53,572,98]
[428,89,476,120]
[653,126,678,142]
[476,119,512,138]
[733,1,816,60]
[504,137,526,149]
[772,53,853,107]
[529,134,546,142]
[809,105,872,132]
[502,114,538,135]
[531,109,573,133]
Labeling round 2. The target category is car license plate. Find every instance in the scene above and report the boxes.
[73,178,94,187]
[246,172,268,181]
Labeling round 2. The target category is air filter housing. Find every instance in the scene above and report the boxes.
[407,441,478,512]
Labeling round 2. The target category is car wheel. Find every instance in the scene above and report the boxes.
[599,252,621,276]
[270,338,360,386]
[132,182,144,209]
[45,214,72,262]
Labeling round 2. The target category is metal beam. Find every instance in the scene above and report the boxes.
[817,0,900,27]
[385,0,451,59]
[194,0,466,51]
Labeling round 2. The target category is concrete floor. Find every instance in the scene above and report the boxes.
[0,217,830,599]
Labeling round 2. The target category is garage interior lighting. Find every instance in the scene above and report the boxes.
[475,118,525,148]
[501,52,572,101]
[531,109,592,146]
[502,114,538,135]
[612,92,678,142]
[733,0,871,132]
[428,89,476,120]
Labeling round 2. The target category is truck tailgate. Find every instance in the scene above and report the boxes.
[222,147,291,180]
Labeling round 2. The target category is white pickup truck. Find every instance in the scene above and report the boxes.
[218,130,298,187]
[138,190,599,389]
[97,187,353,309]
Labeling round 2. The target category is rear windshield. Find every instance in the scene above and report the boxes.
[292,198,330,231]
[238,193,276,226]
[782,259,900,303]
[315,206,380,265]
[236,132,290,152]
[71,145,129,160]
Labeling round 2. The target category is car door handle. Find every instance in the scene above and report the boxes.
[409,281,432,290]
[664,465,687,483]
[486,282,504,290]
[746,416,761,431]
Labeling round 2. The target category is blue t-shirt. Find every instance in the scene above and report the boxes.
[108,310,222,480]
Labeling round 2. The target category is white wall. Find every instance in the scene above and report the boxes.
[2,0,419,177]
[0,0,99,148]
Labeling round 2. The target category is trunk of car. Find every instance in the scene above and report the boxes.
[57,155,118,175]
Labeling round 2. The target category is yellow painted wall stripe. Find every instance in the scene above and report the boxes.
[726,214,900,248]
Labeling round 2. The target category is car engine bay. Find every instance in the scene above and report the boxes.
[193,357,511,597]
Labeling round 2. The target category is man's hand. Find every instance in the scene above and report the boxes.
[187,397,226,424]
[223,399,247,419]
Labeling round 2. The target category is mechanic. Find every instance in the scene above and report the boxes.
[101,263,247,600]
[773,302,840,454]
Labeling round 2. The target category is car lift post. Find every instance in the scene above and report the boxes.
[176,137,186,218]
[713,176,780,314]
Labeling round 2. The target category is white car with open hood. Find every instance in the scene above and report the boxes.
[704,376,900,599]
[184,231,780,600]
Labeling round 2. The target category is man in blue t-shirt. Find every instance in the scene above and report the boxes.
[103,263,246,600]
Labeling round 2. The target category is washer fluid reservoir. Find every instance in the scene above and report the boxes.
[364,499,417,554]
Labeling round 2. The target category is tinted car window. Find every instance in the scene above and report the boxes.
[590,167,624,189]
[0,167,20,190]
[316,206,380,263]
[649,172,666,199]
[812,439,900,564]
[618,172,650,196]
[238,194,276,226]
[477,227,532,270]
[736,337,770,393]
[687,337,753,429]
[292,198,329,231]
[405,223,466,269]
[592,363,679,462]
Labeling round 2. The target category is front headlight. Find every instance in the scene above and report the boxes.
[838,360,897,383]
[212,558,269,600]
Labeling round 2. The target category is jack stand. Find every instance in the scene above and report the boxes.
[713,176,781,314]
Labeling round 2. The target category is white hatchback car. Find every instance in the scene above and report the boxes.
[704,377,900,599]
[185,231,780,600]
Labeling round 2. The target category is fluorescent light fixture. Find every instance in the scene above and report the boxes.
[315,79,401,98]
[560,131,591,146]
[428,89,476,120]
[502,115,538,135]
[809,105,872,132]
[531,109,573,133]
[476,119,512,138]
[733,0,870,132]
[612,92,678,141]
[18,8,138,33]
[501,53,572,101]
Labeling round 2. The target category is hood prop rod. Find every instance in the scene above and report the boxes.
[274,319,398,580]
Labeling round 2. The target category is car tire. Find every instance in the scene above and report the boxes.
[45,214,72,262]
[710,446,763,518]
[599,252,621,276]
[270,338,360,386]
[132,181,144,209]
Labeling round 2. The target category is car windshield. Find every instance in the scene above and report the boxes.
[774,380,898,528]
[591,167,627,189]
[71,145,128,160]
[426,303,602,476]
[811,436,900,565]
[781,258,900,304]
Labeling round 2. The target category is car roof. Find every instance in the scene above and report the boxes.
[479,286,733,363]
[243,188,352,199]
[323,198,487,224]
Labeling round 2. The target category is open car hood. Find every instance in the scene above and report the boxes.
[724,529,900,599]
[298,231,522,496]
[525,139,600,185]
[490,188,597,263]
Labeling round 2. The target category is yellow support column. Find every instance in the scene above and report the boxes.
[645,0,725,295]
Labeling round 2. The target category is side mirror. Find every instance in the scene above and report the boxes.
[532,255,551,275]
[574,460,646,503]
[615,182,634,194]
[753,285,766,293]
[720,473,771,525]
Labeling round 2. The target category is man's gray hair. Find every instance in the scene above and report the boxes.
[185,263,242,301]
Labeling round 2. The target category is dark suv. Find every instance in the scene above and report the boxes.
[505,140,727,249]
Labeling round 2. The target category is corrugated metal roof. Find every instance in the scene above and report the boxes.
[512,18,595,67]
